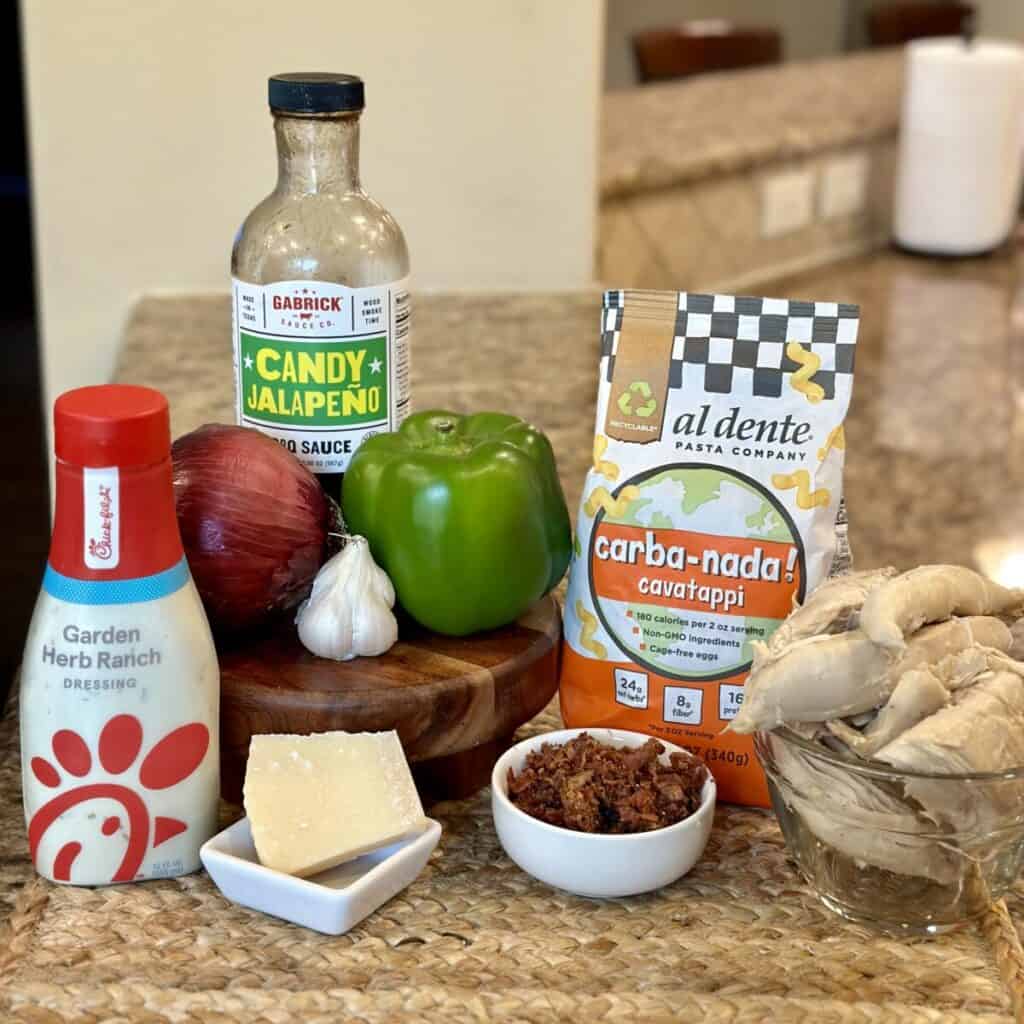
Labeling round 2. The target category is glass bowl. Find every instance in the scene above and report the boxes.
[755,728,1024,934]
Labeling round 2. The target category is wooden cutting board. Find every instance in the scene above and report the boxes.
[218,597,561,805]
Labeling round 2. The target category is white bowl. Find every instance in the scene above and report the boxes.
[491,728,716,898]
[200,816,441,934]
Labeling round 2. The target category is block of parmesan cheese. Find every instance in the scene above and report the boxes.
[244,730,426,877]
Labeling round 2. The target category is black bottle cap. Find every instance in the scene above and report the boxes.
[268,73,365,114]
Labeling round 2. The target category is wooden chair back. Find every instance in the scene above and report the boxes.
[632,22,783,85]
[866,2,975,47]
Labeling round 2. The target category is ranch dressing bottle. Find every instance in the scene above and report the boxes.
[20,386,219,886]
[232,72,411,494]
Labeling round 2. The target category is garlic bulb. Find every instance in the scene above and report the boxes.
[295,537,398,660]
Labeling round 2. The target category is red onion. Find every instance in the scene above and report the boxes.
[172,424,341,634]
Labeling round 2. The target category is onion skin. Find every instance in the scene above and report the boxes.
[172,424,339,634]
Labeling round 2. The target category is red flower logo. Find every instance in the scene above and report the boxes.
[28,714,210,883]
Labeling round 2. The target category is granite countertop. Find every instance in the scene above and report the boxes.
[773,243,1024,581]
[601,50,903,200]
[117,242,1024,582]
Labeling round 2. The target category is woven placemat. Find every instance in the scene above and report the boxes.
[1,697,1023,1024]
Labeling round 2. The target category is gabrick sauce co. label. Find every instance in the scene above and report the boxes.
[232,278,410,474]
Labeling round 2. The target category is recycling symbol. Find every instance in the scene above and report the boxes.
[617,380,658,418]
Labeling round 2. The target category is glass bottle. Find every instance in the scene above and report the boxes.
[20,385,220,886]
[232,73,411,497]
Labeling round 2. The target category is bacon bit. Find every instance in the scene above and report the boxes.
[506,734,707,834]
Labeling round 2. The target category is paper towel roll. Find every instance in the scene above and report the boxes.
[895,38,1024,255]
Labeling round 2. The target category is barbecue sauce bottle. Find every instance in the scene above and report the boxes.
[232,73,411,496]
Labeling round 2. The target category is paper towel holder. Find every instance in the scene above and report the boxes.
[893,34,1024,258]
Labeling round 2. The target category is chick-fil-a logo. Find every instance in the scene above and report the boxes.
[88,486,114,559]
[84,467,119,570]
[27,713,210,883]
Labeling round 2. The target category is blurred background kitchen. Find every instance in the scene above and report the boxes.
[6,0,1024,698]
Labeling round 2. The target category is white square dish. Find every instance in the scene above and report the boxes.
[200,816,442,934]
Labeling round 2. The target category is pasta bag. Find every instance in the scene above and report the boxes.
[560,289,860,806]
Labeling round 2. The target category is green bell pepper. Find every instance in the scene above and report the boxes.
[342,410,572,636]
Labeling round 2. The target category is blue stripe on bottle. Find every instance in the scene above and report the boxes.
[42,557,190,605]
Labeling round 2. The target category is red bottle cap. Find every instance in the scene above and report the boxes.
[55,385,171,468]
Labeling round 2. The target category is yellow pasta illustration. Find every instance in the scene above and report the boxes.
[584,484,640,519]
[772,470,831,509]
[576,600,608,659]
[592,435,620,481]
[817,424,846,461]
[786,341,825,404]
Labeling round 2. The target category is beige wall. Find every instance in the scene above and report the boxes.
[605,0,847,89]
[974,0,1024,40]
[21,1,604,427]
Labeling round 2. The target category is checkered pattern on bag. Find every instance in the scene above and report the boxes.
[602,291,859,400]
